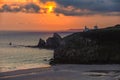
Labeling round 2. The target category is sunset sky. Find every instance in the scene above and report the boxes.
[0,0,120,31]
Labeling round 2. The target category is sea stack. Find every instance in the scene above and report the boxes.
[37,38,46,48]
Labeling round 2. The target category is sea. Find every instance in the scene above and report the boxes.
[0,31,72,72]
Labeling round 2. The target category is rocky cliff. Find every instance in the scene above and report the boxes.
[50,24,120,64]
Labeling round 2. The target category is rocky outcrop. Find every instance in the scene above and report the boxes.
[37,33,62,49]
[46,33,62,49]
[37,38,46,48]
[50,25,120,64]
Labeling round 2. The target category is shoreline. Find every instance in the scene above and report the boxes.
[0,64,120,80]
[0,67,51,79]
[0,64,51,73]
[1,64,120,73]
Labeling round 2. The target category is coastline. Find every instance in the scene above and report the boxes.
[1,25,120,80]
[0,64,120,80]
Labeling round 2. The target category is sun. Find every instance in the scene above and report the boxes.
[48,5,54,12]
[44,1,56,13]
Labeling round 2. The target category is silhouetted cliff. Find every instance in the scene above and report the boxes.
[50,24,120,64]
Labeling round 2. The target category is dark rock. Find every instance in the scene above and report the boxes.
[54,33,62,40]
[115,24,120,27]
[43,59,47,61]
[37,38,46,48]
[50,25,120,64]
[46,33,62,49]
[49,58,56,65]
[9,42,12,45]
[36,33,62,49]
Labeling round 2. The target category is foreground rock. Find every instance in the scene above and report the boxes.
[50,24,120,64]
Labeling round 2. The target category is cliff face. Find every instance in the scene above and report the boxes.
[50,25,120,64]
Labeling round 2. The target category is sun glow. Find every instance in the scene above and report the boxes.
[44,2,56,13]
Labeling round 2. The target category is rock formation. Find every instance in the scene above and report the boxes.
[46,33,62,49]
[37,38,46,48]
[37,33,62,49]
[50,25,120,64]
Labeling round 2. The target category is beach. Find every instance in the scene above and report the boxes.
[0,65,120,80]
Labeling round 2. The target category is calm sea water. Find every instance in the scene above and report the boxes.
[0,31,72,72]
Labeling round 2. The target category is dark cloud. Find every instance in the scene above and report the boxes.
[24,3,40,13]
[0,3,40,13]
[0,0,120,16]
[3,4,12,11]
[54,0,120,16]
[112,0,120,3]
[40,0,54,3]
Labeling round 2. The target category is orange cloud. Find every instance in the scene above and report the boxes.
[1,0,38,3]
[0,0,57,14]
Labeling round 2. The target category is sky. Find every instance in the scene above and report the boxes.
[0,0,120,31]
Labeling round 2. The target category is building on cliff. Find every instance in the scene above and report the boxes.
[83,26,89,32]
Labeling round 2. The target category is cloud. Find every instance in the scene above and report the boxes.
[54,0,120,16]
[0,3,40,13]
[0,4,12,12]
[40,0,54,3]
[0,0,120,16]
[24,3,40,13]
[0,1,55,13]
